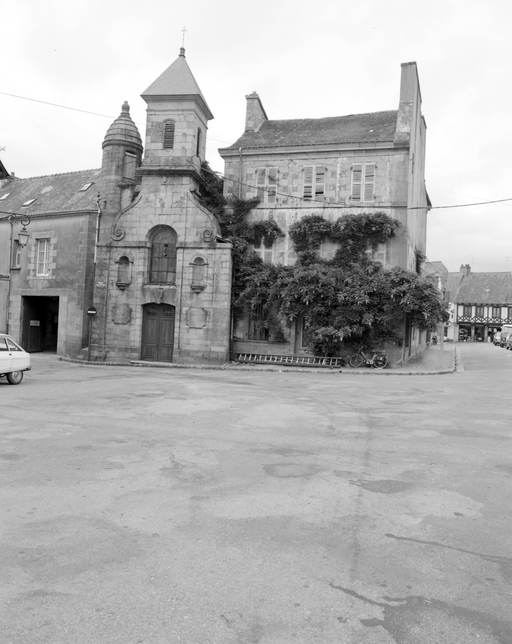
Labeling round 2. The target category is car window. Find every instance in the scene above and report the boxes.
[0,338,8,351]
[6,338,22,351]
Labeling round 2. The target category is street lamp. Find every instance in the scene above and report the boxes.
[0,212,32,246]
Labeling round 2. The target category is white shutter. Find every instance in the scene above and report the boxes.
[315,166,325,198]
[351,164,362,201]
[256,169,266,200]
[364,164,375,201]
[303,166,313,200]
[267,167,277,204]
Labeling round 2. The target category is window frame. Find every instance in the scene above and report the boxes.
[252,241,274,263]
[248,304,269,341]
[148,227,177,285]
[11,240,22,268]
[351,163,376,202]
[303,165,325,201]
[256,167,278,204]
[36,238,51,276]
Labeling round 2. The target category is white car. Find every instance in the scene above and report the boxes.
[0,334,31,385]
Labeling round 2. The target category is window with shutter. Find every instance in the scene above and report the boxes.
[303,166,313,200]
[364,164,375,201]
[256,167,278,204]
[303,166,324,201]
[315,166,325,197]
[163,121,175,149]
[351,163,375,201]
[256,169,266,201]
[267,167,277,204]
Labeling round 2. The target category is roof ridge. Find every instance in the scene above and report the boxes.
[263,110,398,124]
[17,168,101,180]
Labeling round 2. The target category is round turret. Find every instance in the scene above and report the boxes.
[102,101,143,153]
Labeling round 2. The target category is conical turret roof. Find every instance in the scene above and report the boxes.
[102,101,143,151]
[141,48,213,120]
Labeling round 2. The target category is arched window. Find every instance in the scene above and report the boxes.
[196,127,202,157]
[191,256,207,292]
[149,227,177,284]
[116,255,131,289]
[163,121,175,149]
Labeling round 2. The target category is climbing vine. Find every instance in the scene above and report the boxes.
[200,162,447,356]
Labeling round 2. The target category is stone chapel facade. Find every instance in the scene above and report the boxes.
[90,49,232,364]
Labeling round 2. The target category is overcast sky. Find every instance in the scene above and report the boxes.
[2,0,511,273]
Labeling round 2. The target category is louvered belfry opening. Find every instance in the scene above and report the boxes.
[163,121,175,149]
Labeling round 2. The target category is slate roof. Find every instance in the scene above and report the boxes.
[141,49,213,120]
[448,271,512,304]
[223,110,398,150]
[0,169,101,216]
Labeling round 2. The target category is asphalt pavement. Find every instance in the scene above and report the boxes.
[1,342,511,644]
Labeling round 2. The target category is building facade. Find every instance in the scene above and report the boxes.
[444,265,512,342]
[0,50,232,364]
[89,50,232,364]
[219,62,430,363]
[0,169,99,355]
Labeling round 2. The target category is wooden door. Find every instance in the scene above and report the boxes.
[141,304,175,362]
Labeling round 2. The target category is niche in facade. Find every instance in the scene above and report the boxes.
[190,256,207,293]
[116,255,132,290]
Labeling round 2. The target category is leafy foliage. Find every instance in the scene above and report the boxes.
[200,163,447,356]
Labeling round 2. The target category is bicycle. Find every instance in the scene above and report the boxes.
[348,349,389,369]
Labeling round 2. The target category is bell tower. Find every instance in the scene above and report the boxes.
[139,48,213,187]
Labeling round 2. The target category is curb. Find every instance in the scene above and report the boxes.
[58,349,457,376]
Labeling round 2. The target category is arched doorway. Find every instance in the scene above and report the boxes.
[141,303,175,362]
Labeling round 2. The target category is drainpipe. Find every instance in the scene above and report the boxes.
[238,148,243,198]
[5,218,14,335]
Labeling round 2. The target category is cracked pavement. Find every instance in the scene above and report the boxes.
[1,342,511,643]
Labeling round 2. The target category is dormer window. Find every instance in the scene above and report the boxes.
[163,121,175,149]
[0,192,10,200]
[22,199,36,207]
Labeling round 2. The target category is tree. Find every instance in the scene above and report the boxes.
[199,164,447,356]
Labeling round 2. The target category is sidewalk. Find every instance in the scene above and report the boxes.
[61,344,458,376]
[224,344,457,376]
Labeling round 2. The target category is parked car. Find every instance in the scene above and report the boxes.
[493,331,502,346]
[0,334,31,384]
[506,335,512,350]
[499,324,512,348]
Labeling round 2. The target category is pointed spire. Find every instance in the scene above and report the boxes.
[141,52,213,120]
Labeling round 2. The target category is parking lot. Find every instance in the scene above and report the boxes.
[1,343,512,643]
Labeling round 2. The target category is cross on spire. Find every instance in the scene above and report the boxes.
[181,26,187,48]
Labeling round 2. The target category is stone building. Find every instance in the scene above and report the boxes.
[0,49,232,364]
[219,62,430,363]
[0,168,99,354]
[90,49,232,364]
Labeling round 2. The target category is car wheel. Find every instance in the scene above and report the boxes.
[6,371,23,385]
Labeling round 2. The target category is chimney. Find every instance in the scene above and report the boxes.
[245,92,268,132]
[395,61,421,144]
[460,264,471,276]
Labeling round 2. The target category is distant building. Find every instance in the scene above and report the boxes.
[220,62,430,363]
[441,264,512,342]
